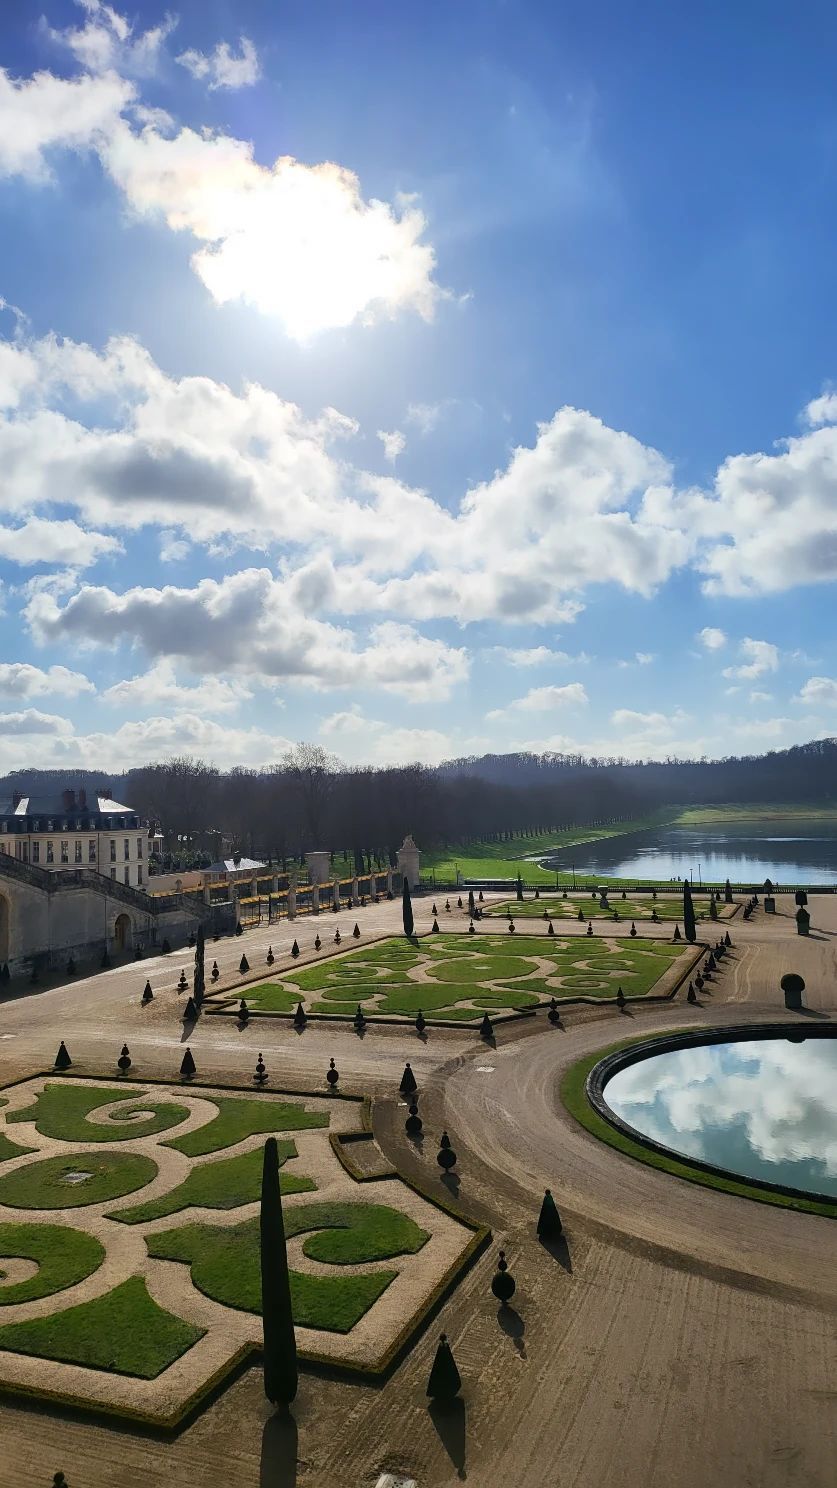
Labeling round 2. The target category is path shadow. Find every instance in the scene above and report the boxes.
[407,1131,425,1151]
[538,1233,573,1273]
[497,1303,526,1357]
[415,1030,429,1045]
[441,1171,461,1201]
[429,1398,467,1480]
[617,1005,635,1018]
[179,1023,196,1043]
[260,1410,298,1488]
[795,1007,831,1020]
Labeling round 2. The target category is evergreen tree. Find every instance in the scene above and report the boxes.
[402,877,414,938]
[682,880,697,943]
[193,924,205,1005]
[536,1188,562,1240]
[260,1137,298,1407]
[427,1334,461,1400]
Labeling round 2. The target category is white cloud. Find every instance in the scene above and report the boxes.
[748,690,773,703]
[159,530,190,563]
[617,650,655,667]
[0,712,295,774]
[1,708,68,736]
[26,572,470,702]
[722,637,779,680]
[486,682,588,720]
[318,705,455,766]
[0,64,133,179]
[101,659,253,713]
[0,518,121,567]
[0,663,94,699]
[804,391,837,427]
[697,626,727,651]
[795,676,837,707]
[376,429,406,463]
[493,645,583,667]
[44,1,177,78]
[102,125,441,340]
[176,36,261,91]
[610,708,687,737]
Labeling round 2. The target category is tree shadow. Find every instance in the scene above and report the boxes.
[428,1397,467,1480]
[795,1006,831,1020]
[617,1004,635,1018]
[538,1233,572,1273]
[441,1171,461,1200]
[260,1409,298,1488]
[415,1030,429,1044]
[180,1023,195,1043]
[407,1131,425,1151]
[497,1303,526,1357]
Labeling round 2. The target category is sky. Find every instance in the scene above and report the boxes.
[1,0,837,773]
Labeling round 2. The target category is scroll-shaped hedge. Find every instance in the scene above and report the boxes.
[5,1084,190,1142]
[0,1222,104,1305]
[114,1141,314,1224]
[147,1201,428,1332]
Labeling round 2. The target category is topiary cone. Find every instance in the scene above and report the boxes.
[437,1131,457,1170]
[630,921,637,937]
[240,953,250,973]
[54,1041,72,1071]
[353,1004,366,1032]
[399,1062,418,1095]
[352,924,360,939]
[431,918,440,933]
[724,930,732,946]
[547,919,554,936]
[427,1333,461,1401]
[141,980,153,1004]
[180,1047,196,1078]
[117,1044,131,1074]
[536,1188,562,1240]
[291,940,300,957]
[673,924,681,941]
[405,1099,423,1136]
[491,1250,516,1303]
[184,996,198,1022]
[293,1002,306,1031]
[260,1136,297,1406]
[616,986,626,1009]
[415,1009,427,1035]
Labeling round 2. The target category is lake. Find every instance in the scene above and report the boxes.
[540,820,837,886]
[602,1033,837,1198]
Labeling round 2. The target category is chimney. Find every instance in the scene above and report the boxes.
[62,789,76,811]
[78,788,87,808]
[98,784,112,800]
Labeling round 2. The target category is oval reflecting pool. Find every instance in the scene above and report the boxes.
[602,1034,837,1198]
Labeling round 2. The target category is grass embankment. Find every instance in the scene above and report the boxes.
[561,1038,837,1220]
[420,810,677,886]
[0,1276,204,1377]
[672,802,837,825]
[0,1223,104,1305]
[148,1202,428,1331]
[114,1141,314,1224]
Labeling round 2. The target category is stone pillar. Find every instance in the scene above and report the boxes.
[396,835,421,889]
[203,883,212,905]
[288,885,297,921]
[351,875,360,906]
[312,883,320,915]
[305,850,331,885]
[386,867,393,895]
[332,877,340,909]
[272,873,279,895]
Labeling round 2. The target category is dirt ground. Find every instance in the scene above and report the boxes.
[0,891,834,1488]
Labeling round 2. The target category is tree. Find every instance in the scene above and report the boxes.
[260,1136,298,1407]
[682,879,696,943]
[402,877,414,938]
[427,1334,461,1400]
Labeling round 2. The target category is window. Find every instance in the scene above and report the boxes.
[32,842,40,863]
[110,839,116,862]
[88,839,96,862]
[124,866,130,886]
[124,837,130,861]
[137,865,143,886]
[110,867,116,880]
[75,841,82,863]
[46,841,54,863]
[137,836,143,859]
[47,820,54,831]
[60,842,69,864]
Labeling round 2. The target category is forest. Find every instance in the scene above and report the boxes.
[1,738,835,872]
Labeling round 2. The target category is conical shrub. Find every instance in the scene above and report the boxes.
[427,1334,461,1400]
[260,1136,297,1405]
[240,953,250,973]
[180,1047,196,1078]
[54,1041,72,1071]
[536,1188,562,1240]
[399,1062,417,1095]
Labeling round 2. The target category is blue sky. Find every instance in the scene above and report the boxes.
[0,0,836,772]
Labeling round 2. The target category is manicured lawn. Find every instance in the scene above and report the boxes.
[0,1223,104,1305]
[6,1084,190,1143]
[0,1133,34,1163]
[419,811,678,885]
[491,893,725,922]
[249,935,687,1019]
[114,1141,314,1224]
[165,1096,329,1158]
[148,1202,428,1331]
[226,983,300,1013]
[561,1038,837,1220]
[0,1276,205,1378]
[0,1151,158,1209]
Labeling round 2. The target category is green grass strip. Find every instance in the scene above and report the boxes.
[0,1151,158,1210]
[561,1037,837,1219]
[6,1084,190,1143]
[113,1141,314,1224]
[0,1223,105,1305]
[0,1133,34,1163]
[0,1276,204,1378]
[165,1096,328,1157]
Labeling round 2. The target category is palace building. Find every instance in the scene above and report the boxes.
[0,787,148,889]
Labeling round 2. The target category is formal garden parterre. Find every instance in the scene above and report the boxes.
[207,933,696,1021]
[488,890,736,923]
[0,1076,478,1425]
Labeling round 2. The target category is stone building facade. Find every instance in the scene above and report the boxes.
[0,787,147,888]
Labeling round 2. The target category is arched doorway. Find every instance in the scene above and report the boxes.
[114,913,132,953]
[0,893,9,964]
